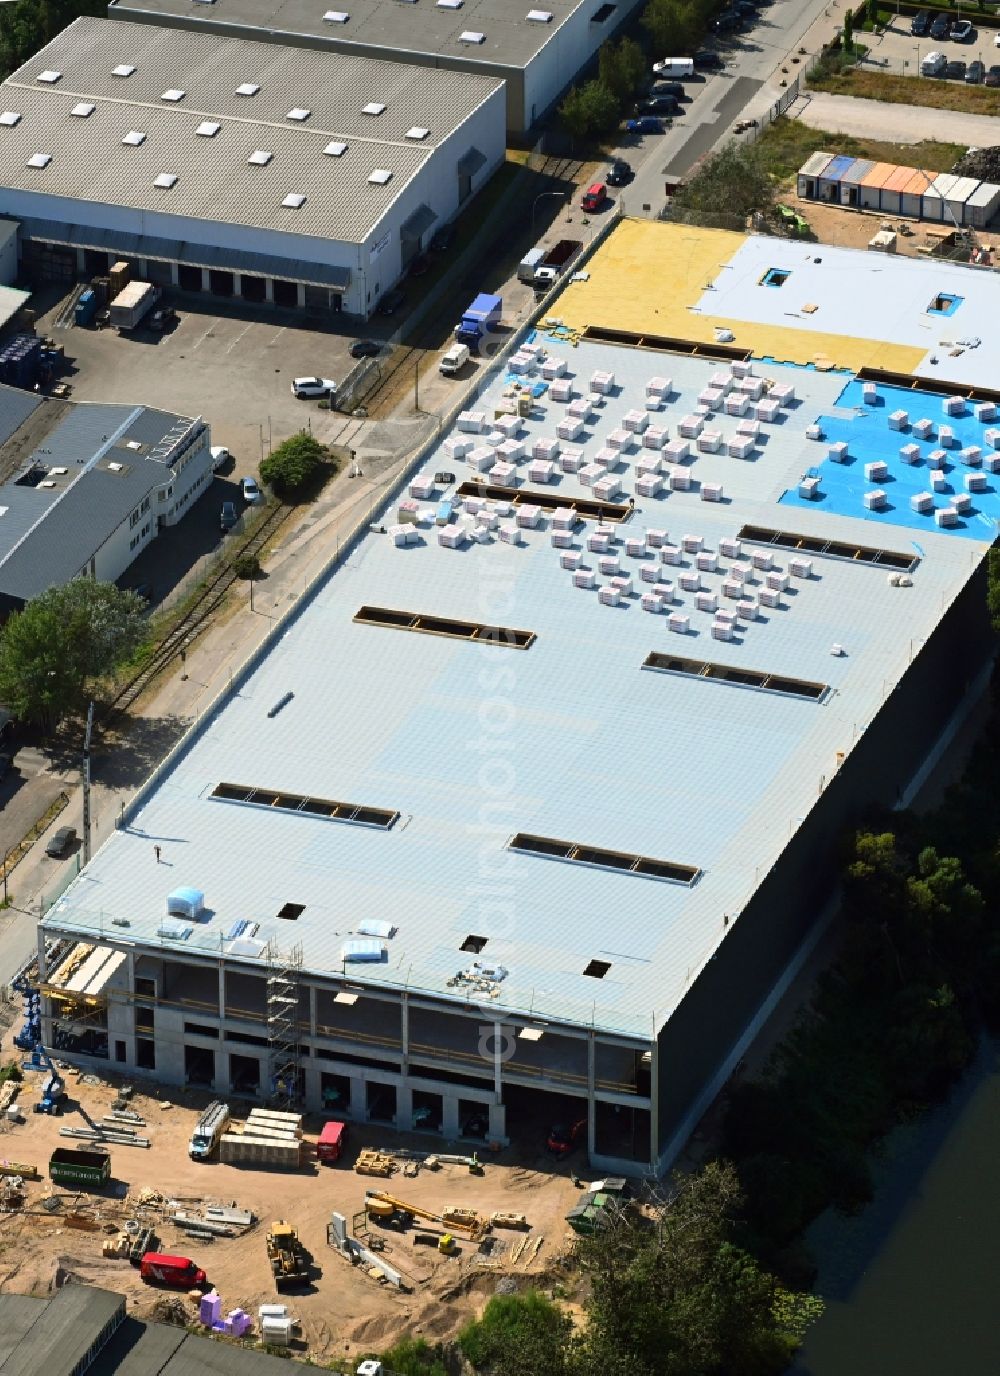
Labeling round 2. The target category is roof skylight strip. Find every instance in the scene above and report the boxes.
[509,833,700,885]
[354,605,536,649]
[211,782,399,829]
[456,480,631,523]
[642,651,829,702]
[737,524,916,572]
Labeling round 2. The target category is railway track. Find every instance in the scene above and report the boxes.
[101,499,290,725]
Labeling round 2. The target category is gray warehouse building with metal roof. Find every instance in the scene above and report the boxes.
[107,0,642,133]
[0,383,210,613]
[0,17,504,316]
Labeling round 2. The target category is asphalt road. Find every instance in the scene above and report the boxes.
[793,89,999,148]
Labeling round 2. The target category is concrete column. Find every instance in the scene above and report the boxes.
[395,1082,413,1131]
[401,993,409,1076]
[296,283,306,309]
[488,1100,506,1143]
[349,1074,366,1119]
[211,1053,229,1096]
[302,1063,322,1113]
[649,1041,660,1172]
[441,1093,460,1139]
[587,1031,596,1162]
[170,261,180,287]
[264,277,274,303]
[217,964,225,1020]
[309,986,317,1038]
[200,269,210,293]
[76,248,87,273]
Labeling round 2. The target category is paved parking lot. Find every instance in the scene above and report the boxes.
[865,14,1000,76]
[36,293,403,467]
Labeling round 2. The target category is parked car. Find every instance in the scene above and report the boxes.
[711,10,741,31]
[950,17,973,40]
[241,476,261,503]
[910,8,930,35]
[929,11,950,39]
[219,501,238,532]
[148,307,177,332]
[290,376,336,398]
[430,223,456,253]
[693,48,724,67]
[637,94,679,115]
[581,181,609,212]
[734,0,757,17]
[985,63,1000,85]
[546,1119,587,1156]
[377,287,406,315]
[944,59,967,79]
[995,29,1000,46]
[210,445,231,472]
[607,158,633,186]
[45,825,77,858]
[650,80,685,99]
[966,59,985,82]
[349,338,380,358]
[625,115,664,134]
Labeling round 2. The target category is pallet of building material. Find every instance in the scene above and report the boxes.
[204,1205,254,1229]
[172,1211,238,1237]
[355,1150,394,1178]
[0,1160,38,1180]
[64,1213,102,1232]
[489,1212,529,1230]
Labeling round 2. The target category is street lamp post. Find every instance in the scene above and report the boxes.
[531,191,568,237]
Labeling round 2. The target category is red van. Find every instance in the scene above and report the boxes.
[316,1120,347,1164]
[581,182,608,212]
[140,1253,206,1288]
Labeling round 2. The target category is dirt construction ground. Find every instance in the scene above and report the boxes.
[0,1047,584,1365]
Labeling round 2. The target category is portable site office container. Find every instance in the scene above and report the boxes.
[796,151,833,200]
[837,159,872,207]
[966,182,1000,229]
[878,165,915,218]
[858,162,896,212]
[899,169,935,220]
[815,154,855,202]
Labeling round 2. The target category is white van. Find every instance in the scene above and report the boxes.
[653,56,695,78]
[440,342,470,376]
[517,248,545,284]
[921,50,946,75]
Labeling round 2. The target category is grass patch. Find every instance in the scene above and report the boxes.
[809,65,1000,114]
[754,117,966,183]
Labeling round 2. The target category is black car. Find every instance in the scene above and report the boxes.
[910,8,930,35]
[607,158,633,186]
[694,48,724,67]
[430,223,456,253]
[637,94,680,114]
[966,59,985,83]
[349,338,380,358]
[944,59,967,79]
[985,63,1000,86]
[734,0,757,16]
[929,11,950,38]
[651,80,685,99]
[45,825,77,858]
[377,287,406,315]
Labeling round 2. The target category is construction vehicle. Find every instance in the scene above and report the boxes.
[140,1252,207,1288]
[23,1046,65,1113]
[189,1101,231,1161]
[365,1191,490,1241]
[266,1220,308,1289]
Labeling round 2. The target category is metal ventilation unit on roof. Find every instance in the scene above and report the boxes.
[236,82,259,96]
[70,102,95,118]
[437,0,463,8]
[358,919,396,939]
[161,89,185,102]
[526,7,553,18]
[369,168,392,184]
[112,63,136,77]
[122,130,146,145]
[36,70,62,83]
[324,141,348,157]
[0,112,21,127]
[154,172,178,189]
[287,107,311,121]
[196,120,221,137]
[26,153,51,169]
[324,8,349,19]
[406,126,429,140]
[363,102,386,116]
[341,938,385,963]
[248,149,272,165]
[460,30,485,42]
[282,192,307,208]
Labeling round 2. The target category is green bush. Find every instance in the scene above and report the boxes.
[232,554,261,580]
[259,431,327,500]
[459,1292,571,1376]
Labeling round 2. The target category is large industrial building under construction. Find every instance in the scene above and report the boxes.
[36,223,999,1175]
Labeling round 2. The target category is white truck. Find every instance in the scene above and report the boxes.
[188,1100,231,1160]
[108,280,161,331]
[439,342,470,376]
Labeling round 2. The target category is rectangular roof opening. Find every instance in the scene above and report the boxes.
[583,959,611,979]
[509,833,700,885]
[277,903,305,920]
[460,935,488,954]
[737,524,916,571]
[354,605,536,649]
[456,480,631,523]
[211,782,399,829]
[642,652,829,701]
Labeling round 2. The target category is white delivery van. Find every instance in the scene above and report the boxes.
[517,248,546,284]
[921,50,946,75]
[440,342,470,376]
[653,57,695,78]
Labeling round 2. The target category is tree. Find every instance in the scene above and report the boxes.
[673,142,773,220]
[865,0,878,25]
[373,1337,447,1376]
[0,579,145,730]
[559,79,620,140]
[459,1292,571,1376]
[643,0,705,57]
[843,8,854,52]
[598,37,646,102]
[259,430,326,499]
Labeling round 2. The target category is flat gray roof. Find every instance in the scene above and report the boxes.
[0,17,501,243]
[0,390,199,604]
[111,0,583,71]
[0,1284,123,1376]
[43,339,990,1040]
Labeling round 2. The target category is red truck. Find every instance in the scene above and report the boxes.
[316,1120,347,1164]
[140,1253,207,1289]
